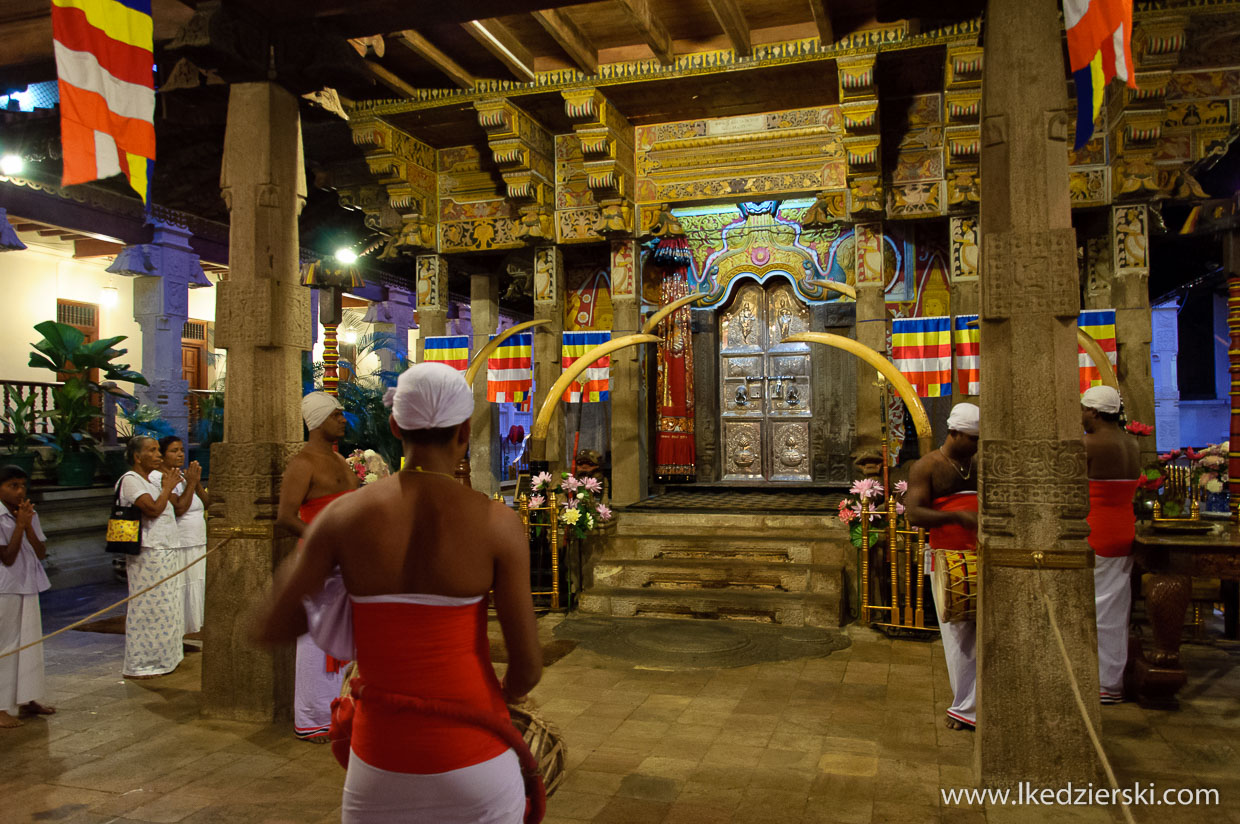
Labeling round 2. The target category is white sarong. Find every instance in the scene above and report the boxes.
[124,548,186,677]
[182,544,206,634]
[940,618,977,726]
[0,593,45,715]
[294,633,344,739]
[342,748,524,823]
[1095,554,1134,701]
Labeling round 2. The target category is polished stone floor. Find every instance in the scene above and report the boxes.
[4,590,1239,824]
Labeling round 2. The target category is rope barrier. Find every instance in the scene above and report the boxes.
[1032,553,1137,824]
[0,534,243,663]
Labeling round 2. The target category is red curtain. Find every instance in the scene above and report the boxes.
[655,261,696,480]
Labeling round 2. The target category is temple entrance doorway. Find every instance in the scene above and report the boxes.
[718,277,813,483]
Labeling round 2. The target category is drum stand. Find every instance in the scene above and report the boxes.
[858,376,935,635]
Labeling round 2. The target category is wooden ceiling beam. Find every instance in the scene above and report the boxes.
[705,0,751,56]
[531,9,598,75]
[809,1,834,45]
[74,238,123,258]
[363,60,418,98]
[397,29,475,89]
[614,0,675,66]
[463,19,537,83]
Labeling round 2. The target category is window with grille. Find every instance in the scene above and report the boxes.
[57,300,97,329]
[183,320,207,341]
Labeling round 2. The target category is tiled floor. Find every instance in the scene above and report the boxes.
[4,606,1239,824]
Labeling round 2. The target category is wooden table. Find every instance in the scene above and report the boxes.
[1128,525,1240,708]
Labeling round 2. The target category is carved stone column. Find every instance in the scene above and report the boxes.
[362,287,414,374]
[853,223,885,453]
[976,0,1103,786]
[109,219,211,445]
[1112,204,1157,463]
[205,82,309,723]
[609,239,644,505]
[415,254,448,362]
[469,273,499,495]
[531,246,565,466]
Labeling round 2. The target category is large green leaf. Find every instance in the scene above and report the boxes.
[27,351,62,372]
[33,320,85,356]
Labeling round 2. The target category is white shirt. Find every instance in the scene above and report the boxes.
[153,475,207,548]
[117,472,179,550]
[0,508,50,594]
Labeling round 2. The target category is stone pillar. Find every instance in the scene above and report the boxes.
[1151,300,1181,453]
[853,222,886,453]
[415,254,448,362]
[469,272,499,496]
[609,239,644,505]
[205,82,309,722]
[976,0,1103,787]
[949,215,980,404]
[362,287,414,373]
[532,245,565,467]
[1112,204,1157,464]
[109,219,211,445]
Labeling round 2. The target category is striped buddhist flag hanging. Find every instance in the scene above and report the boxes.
[1064,0,1136,149]
[487,333,532,404]
[423,335,469,371]
[52,0,156,202]
[953,315,981,397]
[892,316,953,398]
[1078,309,1118,393]
[562,331,610,403]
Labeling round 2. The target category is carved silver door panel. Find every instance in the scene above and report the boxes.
[719,279,812,482]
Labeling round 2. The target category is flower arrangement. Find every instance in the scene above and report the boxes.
[838,478,907,549]
[529,471,613,540]
[346,449,391,486]
[1125,420,1154,437]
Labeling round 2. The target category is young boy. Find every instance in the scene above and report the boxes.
[0,464,54,728]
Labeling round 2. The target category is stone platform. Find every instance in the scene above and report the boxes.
[578,489,850,628]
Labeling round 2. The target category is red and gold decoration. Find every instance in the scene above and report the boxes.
[650,230,696,481]
[301,256,365,397]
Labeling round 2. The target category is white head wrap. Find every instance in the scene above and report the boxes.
[946,402,980,436]
[385,362,474,431]
[1081,385,1122,414]
[301,391,342,431]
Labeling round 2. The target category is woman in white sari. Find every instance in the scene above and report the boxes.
[152,437,209,634]
[116,436,184,678]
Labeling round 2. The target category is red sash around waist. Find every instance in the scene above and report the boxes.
[1087,478,1139,558]
[350,599,510,774]
[298,489,352,525]
[928,492,978,552]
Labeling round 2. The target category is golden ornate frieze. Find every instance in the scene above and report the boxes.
[945,44,984,90]
[474,98,555,243]
[342,116,438,252]
[561,89,635,235]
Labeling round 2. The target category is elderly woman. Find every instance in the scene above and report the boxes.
[152,437,209,635]
[116,436,185,678]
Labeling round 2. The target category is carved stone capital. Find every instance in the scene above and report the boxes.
[981,229,1080,319]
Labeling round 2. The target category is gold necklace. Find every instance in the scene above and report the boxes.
[400,465,458,482]
[940,447,971,480]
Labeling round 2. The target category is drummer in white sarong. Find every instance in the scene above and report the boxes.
[904,403,980,731]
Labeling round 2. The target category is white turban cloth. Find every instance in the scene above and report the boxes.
[302,391,342,431]
[385,362,474,431]
[946,402,980,436]
[1081,385,1122,414]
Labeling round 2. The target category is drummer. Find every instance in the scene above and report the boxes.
[905,402,980,731]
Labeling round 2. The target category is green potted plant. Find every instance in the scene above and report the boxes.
[27,320,148,487]
[191,382,224,480]
[1,394,40,477]
[106,401,176,479]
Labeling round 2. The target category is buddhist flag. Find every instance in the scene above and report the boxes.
[1064,0,1136,149]
[562,331,610,403]
[487,333,532,404]
[1078,309,1118,393]
[892,316,953,398]
[953,315,980,397]
[52,0,156,201]
[423,335,469,371]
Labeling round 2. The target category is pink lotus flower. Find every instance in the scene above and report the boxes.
[596,504,613,522]
[561,476,582,493]
[838,507,857,524]
[895,503,906,515]
[849,478,884,500]
[1126,421,1154,437]
[532,471,553,489]
[582,477,602,494]
[528,494,545,508]
[895,480,908,495]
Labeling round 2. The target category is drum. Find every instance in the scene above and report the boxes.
[932,548,978,623]
[509,703,567,797]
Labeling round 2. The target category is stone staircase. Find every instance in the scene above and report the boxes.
[577,507,851,628]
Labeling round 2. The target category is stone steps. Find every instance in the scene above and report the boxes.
[579,506,850,628]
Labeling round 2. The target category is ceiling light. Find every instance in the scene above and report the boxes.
[334,248,358,264]
[340,330,358,345]
[0,154,23,175]
[100,284,120,308]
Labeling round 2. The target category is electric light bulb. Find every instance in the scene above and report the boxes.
[100,284,120,308]
[334,248,358,264]
[0,154,23,175]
